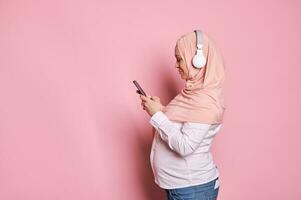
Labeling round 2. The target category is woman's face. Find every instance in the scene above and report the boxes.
[175,45,189,80]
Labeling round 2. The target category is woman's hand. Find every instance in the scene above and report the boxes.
[139,94,164,117]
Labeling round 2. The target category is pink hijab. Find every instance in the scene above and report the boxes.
[162,30,226,124]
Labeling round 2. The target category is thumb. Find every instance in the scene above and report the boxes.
[144,95,152,101]
[151,96,160,102]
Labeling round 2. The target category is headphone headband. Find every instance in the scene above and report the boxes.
[194,29,203,48]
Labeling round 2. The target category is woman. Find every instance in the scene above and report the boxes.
[138,29,225,200]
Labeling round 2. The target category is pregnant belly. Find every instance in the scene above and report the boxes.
[151,139,188,173]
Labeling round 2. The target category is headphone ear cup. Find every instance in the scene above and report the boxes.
[192,53,206,69]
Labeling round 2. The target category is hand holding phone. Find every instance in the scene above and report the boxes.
[133,80,147,96]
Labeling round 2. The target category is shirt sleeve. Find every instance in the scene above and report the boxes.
[149,111,211,157]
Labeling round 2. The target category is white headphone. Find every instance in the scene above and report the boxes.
[192,30,206,69]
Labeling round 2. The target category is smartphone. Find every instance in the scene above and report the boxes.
[133,80,147,96]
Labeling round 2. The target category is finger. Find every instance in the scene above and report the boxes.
[140,97,146,102]
[151,96,159,101]
[141,102,146,109]
[143,102,149,109]
[139,94,144,101]
[140,95,150,102]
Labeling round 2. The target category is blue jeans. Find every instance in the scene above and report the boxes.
[165,177,219,200]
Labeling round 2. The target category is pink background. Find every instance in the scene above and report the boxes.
[0,0,300,199]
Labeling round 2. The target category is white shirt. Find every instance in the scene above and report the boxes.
[149,111,222,189]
